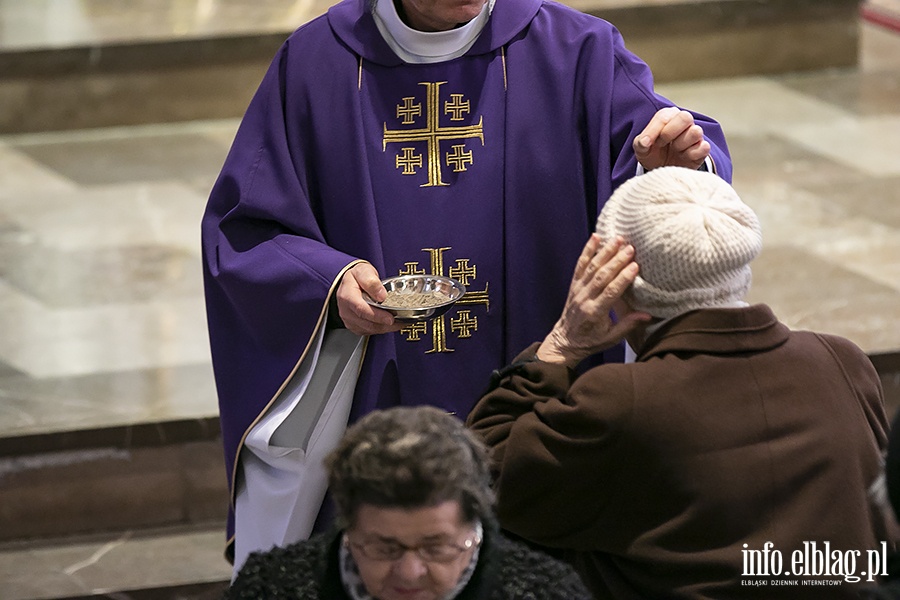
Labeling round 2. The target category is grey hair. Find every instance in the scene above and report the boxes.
[325,406,495,529]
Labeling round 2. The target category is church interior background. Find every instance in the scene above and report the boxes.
[0,0,898,597]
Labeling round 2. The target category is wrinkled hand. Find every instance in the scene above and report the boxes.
[633,106,711,171]
[335,262,404,336]
[536,235,651,368]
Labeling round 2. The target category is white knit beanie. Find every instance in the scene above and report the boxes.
[595,167,762,319]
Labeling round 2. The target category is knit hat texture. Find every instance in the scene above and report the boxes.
[595,167,762,319]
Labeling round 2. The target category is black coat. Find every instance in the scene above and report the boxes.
[225,522,592,599]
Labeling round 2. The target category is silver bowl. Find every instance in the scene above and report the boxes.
[365,275,466,321]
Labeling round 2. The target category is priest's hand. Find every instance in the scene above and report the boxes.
[336,263,405,336]
[633,106,711,171]
[536,235,651,369]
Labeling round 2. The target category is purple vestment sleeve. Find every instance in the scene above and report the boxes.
[603,26,732,186]
[201,42,360,552]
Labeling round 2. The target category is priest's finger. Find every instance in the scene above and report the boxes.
[348,262,387,303]
[667,123,705,154]
[633,106,681,161]
[654,109,697,146]
[337,286,394,330]
[341,306,401,336]
[673,138,711,169]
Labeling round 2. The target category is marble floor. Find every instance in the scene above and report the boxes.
[0,0,333,50]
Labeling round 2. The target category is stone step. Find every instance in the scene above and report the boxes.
[0,0,862,134]
[0,418,228,544]
[576,0,861,81]
[0,417,232,598]
[0,525,230,600]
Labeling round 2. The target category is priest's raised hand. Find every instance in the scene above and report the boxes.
[633,106,713,171]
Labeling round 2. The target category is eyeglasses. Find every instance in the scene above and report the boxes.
[345,529,482,564]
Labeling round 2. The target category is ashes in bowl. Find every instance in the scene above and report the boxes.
[366,275,466,321]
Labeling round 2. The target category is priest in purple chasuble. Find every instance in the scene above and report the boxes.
[201,0,732,571]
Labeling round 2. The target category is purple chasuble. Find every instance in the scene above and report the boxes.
[357,56,506,418]
[201,0,732,557]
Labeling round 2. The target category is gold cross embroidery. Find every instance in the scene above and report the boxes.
[383,82,484,187]
[398,247,490,353]
[446,145,474,173]
[396,97,422,125]
[400,321,427,341]
[444,94,470,121]
[395,147,423,175]
[398,262,426,277]
[448,259,475,285]
[450,310,478,338]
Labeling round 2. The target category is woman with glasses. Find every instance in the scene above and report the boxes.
[225,405,591,599]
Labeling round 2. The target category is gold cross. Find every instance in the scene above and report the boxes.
[400,321,428,341]
[396,97,422,125]
[395,147,423,175]
[448,259,476,286]
[444,94,470,121]
[450,310,478,338]
[445,145,474,173]
[398,262,426,277]
[397,247,490,353]
[383,82,484,187]
[456,283,489,312]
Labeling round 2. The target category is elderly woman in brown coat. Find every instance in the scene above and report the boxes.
[467,167,897,599]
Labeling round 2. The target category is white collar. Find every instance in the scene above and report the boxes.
[372,0,494,64]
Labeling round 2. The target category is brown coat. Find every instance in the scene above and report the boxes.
[467,305,895,599]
